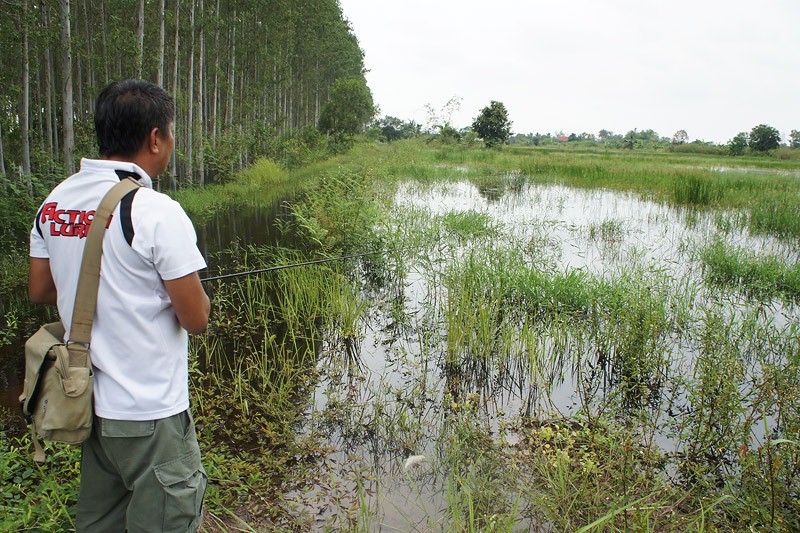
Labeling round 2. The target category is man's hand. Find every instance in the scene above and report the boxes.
[163,272,210,334]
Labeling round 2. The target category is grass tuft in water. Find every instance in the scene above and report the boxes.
[700,239,800,301]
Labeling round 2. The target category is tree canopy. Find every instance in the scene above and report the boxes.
[318,78,375,138]
[672,130,689,145]
[789,130,800,149]
[471,101,512,147]
[749,124,781,152]
[728,132,749,156]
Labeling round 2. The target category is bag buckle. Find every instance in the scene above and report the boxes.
[65,340,90,350]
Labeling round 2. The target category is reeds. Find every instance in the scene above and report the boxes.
[700,239,800,301]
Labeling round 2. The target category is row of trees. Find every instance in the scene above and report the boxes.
[0,0,370,187]
[373,114,799,159]
[510,126,798,155]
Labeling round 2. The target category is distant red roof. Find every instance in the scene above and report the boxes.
[558,136,569,142]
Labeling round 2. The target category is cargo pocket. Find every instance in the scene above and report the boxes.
[153,449,207,532]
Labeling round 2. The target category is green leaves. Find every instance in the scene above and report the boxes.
[749,124,781,152]
[471,101,512,148]
[318,77,375,138]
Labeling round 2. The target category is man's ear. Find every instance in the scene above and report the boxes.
[148,127,161,154]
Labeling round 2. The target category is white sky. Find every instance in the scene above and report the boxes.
[338,0,800,144]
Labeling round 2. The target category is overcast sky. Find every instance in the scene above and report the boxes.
[338,0,800,144]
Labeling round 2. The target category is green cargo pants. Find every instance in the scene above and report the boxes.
[76,410,207,532]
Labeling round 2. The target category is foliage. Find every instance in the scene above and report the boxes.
[437,124,462,144]
[0,0,367,184]
[318,78,376,138]
[701,240,800,301]
[622,128,665,149]
[728,132,749,156]
[0,173,39,252]
[424,96,462,134]
[471,101,513,148]
[4,141,800,530]
[749,124,781,152]
[370,115,421,142]
[667,142,727,155]
[671,129,689,144]
[0,435,81,531]
[790,129,800,149]
[289,169,386,253]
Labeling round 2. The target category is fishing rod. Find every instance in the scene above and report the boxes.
[199,244,424,283]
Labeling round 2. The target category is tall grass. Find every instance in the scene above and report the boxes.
[700,240,800,301]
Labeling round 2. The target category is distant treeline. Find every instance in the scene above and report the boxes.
[371,116,800,158]
[0,0,367,186]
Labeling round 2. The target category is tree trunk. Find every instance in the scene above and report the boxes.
[20,0,31,178]
[157,0,165,87]
[82,0,94,106]
[75,35,84,121]
[99,0,109,81]
[197,0,204,186]
[59,0,75,174]
[169,0,180,187]
[186,0,195,182]
[211,0,219,146]
[35,57,43,144]
[226,10,235,129]
[44,45,54,157]
[40,0,55,158]
[0,120,6,176]
[135,0,145,78]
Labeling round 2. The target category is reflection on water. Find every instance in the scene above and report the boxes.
[198,197,299,273]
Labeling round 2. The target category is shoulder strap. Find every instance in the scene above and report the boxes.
[69,178,142,346]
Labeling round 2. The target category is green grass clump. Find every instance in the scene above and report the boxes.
[750,199,800,239]
[700,240,800,301]
[587,219,626,243]
[673,175,724,206]
[438,210,499,242]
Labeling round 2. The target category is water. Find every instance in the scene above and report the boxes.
[298,177,800,527]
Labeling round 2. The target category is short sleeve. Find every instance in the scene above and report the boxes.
[130,191,207,281]
[30,204,49,258]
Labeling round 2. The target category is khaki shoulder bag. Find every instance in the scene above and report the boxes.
[19,177,142,462]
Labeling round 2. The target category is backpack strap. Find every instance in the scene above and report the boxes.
[69,177,142,348]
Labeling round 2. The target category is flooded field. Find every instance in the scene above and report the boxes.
[4,144,800,531]
[274,173,799,529]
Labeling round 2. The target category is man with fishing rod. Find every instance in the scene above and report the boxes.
[29,79,210,531]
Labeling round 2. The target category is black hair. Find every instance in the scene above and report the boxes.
[94,80,175,158]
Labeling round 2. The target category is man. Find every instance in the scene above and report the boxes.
[29,79,210,532]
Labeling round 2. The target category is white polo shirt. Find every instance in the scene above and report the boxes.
[30,159,207,421]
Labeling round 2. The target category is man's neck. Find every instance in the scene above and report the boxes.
[103,154,154,178]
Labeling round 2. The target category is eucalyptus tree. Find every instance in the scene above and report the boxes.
[58,0,74,174]
[0,0,367,185]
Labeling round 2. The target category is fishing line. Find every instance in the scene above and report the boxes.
[199,243,426,283]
